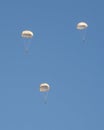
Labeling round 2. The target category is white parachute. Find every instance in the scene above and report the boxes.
[40,83,50,104]
[76,22,88,43]
[21,30,34,53]
[77,22,88,30]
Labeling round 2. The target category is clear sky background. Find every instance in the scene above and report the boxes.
[0,0,104,130]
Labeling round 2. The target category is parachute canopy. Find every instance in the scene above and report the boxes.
[40,83,50,92]
[77,22,88,30]
[21,30,33,38]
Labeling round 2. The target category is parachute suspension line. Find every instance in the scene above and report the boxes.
[24,40,28,54]
[82,28,87,43]
[24,38,31,54]
[44,92,49,104]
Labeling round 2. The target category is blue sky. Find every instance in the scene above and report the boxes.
[0,0,104,130]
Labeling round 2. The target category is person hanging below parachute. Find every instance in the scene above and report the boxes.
[21,30,34,54]
[40,83,50,104]
[76,22,88,43]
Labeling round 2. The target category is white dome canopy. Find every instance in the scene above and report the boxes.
[76,22,88,30]
[40,83,50,92]
[21,30,34,38]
